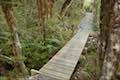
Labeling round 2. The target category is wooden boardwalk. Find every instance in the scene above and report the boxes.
[29,13,94,80]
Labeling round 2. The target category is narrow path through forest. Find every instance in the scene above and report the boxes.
[29,12,94,80]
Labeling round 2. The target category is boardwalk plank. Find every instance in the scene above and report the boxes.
[29,13,94,80]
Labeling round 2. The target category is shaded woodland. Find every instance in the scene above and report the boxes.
[0,0,120,80]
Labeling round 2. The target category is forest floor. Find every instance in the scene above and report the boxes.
[71,31,98,80]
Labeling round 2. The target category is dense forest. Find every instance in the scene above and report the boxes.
[0,0,120,80]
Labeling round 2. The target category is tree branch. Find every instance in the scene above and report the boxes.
[0,54,13,63]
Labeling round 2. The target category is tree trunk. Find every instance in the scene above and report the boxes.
[60,0,73,17]
[1,1,28,79]
[99,0,120,80]
[47,0,54,17]
[37,0,48,42]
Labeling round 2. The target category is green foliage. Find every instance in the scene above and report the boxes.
[23,38,61,69]
[0,0,84,78]
[0,76,7,80]
[78,37,98,80]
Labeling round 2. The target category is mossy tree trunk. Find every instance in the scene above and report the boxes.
[1,0,28,79]
[99,0,120,80]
